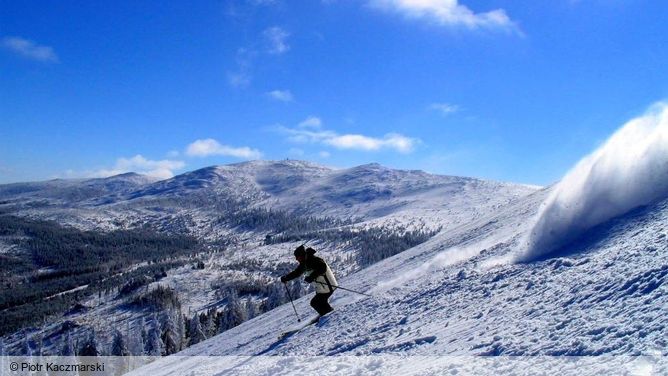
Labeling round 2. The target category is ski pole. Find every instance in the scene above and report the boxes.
[314,281,372,297]
[283,282,301,322]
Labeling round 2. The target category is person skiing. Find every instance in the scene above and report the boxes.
[280,245,337,316]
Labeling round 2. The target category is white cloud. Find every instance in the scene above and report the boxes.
[263,27,290,54]
[369,0,517,32]
[430,103,460,116]
[227,71,252,88]
[326,133,416,153]
[267,89,294,102]
[91,155,185,180]
[279,120,419,154]
[1,36,59,62]
[227,48,256,88]
[298,116,322,129]
[186,138,263,159]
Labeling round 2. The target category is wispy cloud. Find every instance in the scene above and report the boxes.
[186,138,263,159]
[227,71,252,88]
[90,155,185,180]
[369,0,518,32]
[430,103,460,116]
[267,89,294,102]
[1,36,59,62]
[298,116,322,129]
[279,118,419,154]
[227,48,256,88]
[263,26,290,54]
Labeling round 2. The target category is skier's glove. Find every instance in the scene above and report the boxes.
[304,275,315,283]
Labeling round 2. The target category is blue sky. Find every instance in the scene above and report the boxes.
[2,0,668,185]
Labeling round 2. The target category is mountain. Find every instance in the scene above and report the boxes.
[0,160,537,356]
[0,160,535,234]
[0,172,158,204]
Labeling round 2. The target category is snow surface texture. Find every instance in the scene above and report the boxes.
[517,103,668,262]
[133,187,667,375]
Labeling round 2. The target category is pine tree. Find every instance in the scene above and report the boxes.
[188,313,206,346]
[265,282,286,310]
[111,330,130,356]
[145,314,164,357]
[110,329,131,376]
[22,336,32,357]
[34,331,44,357]
[223,290,245,330]
[176,313,186,352]
[78,329,101,376]
[161,312,179,355]
[127,318,145,356]
[78,329,100,356]
[246,300,258,321]
[203,309,216,338]
[60,331,75,356]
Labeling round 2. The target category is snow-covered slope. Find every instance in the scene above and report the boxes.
[0,173,158,204]
[131,185,668,375]
[129,106,668,375]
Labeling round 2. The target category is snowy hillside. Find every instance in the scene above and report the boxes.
[131,187,668,374]
[130,107,668,375]
[0,160,535,234]
[0,161,536,358]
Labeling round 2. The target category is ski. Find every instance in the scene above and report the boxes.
[278,316,321,339]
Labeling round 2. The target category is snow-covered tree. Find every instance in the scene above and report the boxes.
[265,282,286,310]
[34,331,44,357]
[111,330,130,356]
[246,300,259,321]
[203,309,217,338]
[22,336,32,357]
[221,290,245,330]
[127,318,145,356]
[78,329,100,356]
[188,313,206,346]
[161,311,179,355]
[176,313,186,352]
[144,314,164,356]
[60,331,75,356]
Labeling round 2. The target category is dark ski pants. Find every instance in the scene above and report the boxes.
[310,292,333,316]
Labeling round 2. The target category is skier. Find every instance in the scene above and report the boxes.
[280,245,337,316]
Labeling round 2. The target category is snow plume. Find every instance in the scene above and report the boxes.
[515,103,668,262]
[373,234,508,293]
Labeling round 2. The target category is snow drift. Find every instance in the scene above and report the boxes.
[516,102,668,262]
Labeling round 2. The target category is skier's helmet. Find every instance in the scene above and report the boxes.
[294,245,306,258]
